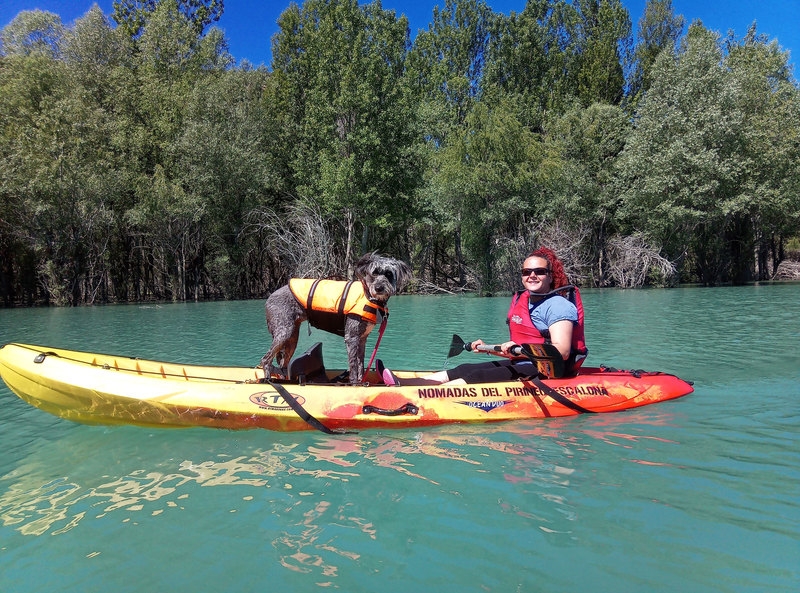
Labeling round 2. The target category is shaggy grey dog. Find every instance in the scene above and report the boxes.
[261,253,412,384]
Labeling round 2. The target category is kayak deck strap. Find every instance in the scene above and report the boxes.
[525,376,595,414]
[267,377,354,435]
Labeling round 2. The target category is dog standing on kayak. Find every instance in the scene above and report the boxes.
[261,253,411,384]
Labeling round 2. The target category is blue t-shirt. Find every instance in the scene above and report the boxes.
[529,294,578,336]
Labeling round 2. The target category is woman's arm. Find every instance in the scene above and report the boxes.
[547,320,574,360]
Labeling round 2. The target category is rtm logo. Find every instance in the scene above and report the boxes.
[249,392,305,410]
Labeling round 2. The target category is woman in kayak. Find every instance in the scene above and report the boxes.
[388,247,586,385]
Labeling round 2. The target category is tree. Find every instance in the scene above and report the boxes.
[423,99,546,291]
[574,0,632,106]
[544,102,631,285]
[723,25,800,280]
[272,0,419,271]
[124,0,232,300]
[409,0,495,134]
[618,24,740,284]
[174,67,282,297]
[0,9,64,58]
[627,0,684,107]
[483,0,580,125]
[112,0,223,39]
[408,0,495,286]
[0,40,120,304]
[617,21,800,285]
[0,49,71,303]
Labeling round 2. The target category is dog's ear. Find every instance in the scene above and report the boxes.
[395,260,412,292]
[353,252,376,281]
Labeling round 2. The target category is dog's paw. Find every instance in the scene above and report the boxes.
[348,369,366,385]
[268,364,288,380]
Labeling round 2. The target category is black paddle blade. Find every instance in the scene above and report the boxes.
[447,334,468,358]
[519,343,565,379]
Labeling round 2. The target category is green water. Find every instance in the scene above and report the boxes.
[1,286,798,593]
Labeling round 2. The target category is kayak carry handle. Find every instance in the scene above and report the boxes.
[362,403,419,416]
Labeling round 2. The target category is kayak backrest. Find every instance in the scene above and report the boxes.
[288,342,327,385]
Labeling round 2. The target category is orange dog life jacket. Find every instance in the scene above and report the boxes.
[289,278,388,337]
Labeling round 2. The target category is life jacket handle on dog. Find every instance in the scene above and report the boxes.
[289,278,388,337]
[506,285,588,374]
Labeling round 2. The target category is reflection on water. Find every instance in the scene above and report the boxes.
[0,412,680,545]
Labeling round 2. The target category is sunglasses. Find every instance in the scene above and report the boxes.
[521,267,550,277]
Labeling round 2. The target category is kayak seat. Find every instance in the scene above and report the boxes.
[288,342,327,385]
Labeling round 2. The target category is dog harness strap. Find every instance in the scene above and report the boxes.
[338,280,354,316]
[306,279,321,312]
[362,302,383,319]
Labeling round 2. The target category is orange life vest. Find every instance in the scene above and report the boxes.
[289,278,388,337]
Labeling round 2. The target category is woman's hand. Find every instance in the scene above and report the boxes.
[469,339,485,352]
[499,341,518,354]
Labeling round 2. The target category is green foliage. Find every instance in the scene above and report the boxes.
[173,68,283,297]
[0,0,798,304]
[112,0,223,39]
[543,101,630,284]
[409,0,494,121]
[0,9,65,58]
[485,0,632,111]
[423,99,548,289]
[627,0,684,107]
[483,0,577,124]
[574,0,631,106]
[617,22,800,284]
[271,0,419,265]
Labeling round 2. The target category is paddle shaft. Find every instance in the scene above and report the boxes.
[448,334,523,359]
[471,343,522,357]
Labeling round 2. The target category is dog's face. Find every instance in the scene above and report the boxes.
[354,253,412,303]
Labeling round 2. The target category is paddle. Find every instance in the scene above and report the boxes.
[518,342,565,380]
[447,334,565,379]
[447,334,521,358]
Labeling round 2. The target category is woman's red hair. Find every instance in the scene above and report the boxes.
[529,247,570,289]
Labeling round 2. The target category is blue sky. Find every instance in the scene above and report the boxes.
[2,0,798,70]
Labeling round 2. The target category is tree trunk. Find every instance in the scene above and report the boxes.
[455,227,465,289]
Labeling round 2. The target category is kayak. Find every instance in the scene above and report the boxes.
[0,342,693,433]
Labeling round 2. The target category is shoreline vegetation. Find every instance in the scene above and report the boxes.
[1,0,799,307]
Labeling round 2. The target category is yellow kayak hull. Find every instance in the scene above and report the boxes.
[0,343,694,432]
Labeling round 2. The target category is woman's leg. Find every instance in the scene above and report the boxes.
[447,359,535,383]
